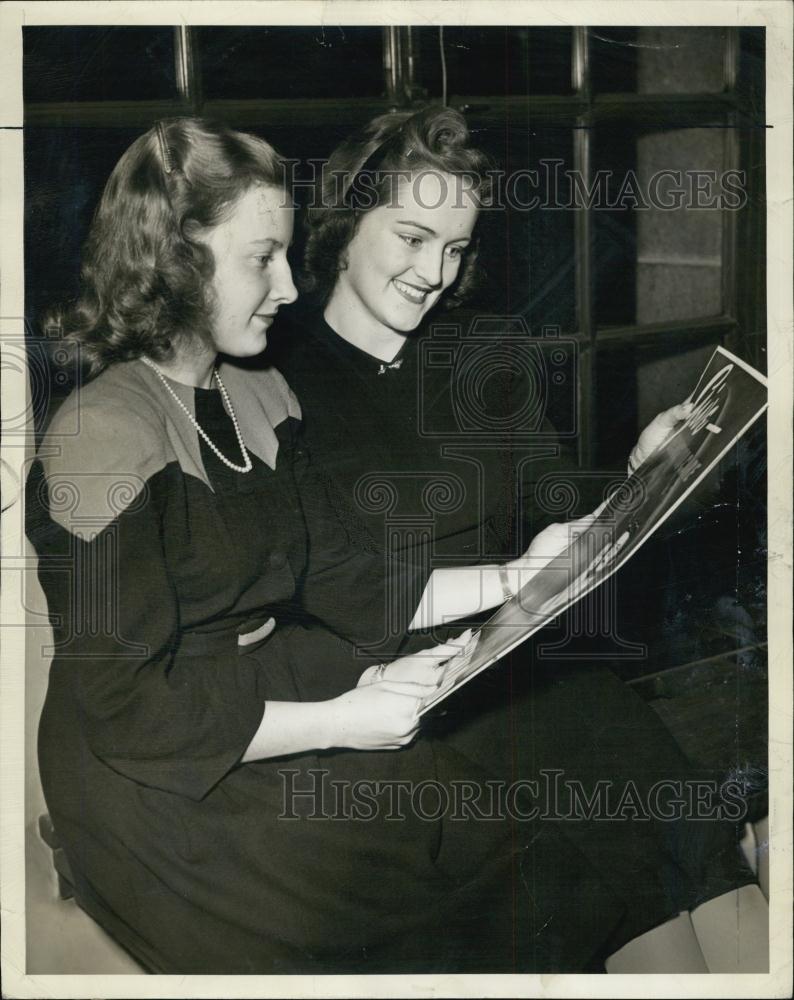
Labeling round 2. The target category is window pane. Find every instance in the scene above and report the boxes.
[198,27,385,100]
[24,126,144,420]
[737,28,765,107]
[591,27,728,94]
[413,27,573,98]
[596,341,765,678]
[636,128,725,324]
[592,126,638,327]
[636,27,728,94]
[23,27,176,102]
[594,125,727,327]
[464,119,576,333]
[590,28,639,93]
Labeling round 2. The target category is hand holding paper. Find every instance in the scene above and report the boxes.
[628,401,695,474]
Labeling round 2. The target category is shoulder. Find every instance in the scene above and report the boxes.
[264,314,330,388]
[44,364,167,457]
[40,365,170,533]
[218,360,302,426]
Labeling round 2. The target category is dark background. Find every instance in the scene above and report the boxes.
[23,26,767,710]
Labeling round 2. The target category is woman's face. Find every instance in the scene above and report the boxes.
[332,171,479,337]
[201,184,298,357]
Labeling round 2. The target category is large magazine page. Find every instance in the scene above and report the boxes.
[422,345,768,714]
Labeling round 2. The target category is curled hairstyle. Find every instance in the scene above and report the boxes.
[52,118,286,373]
[303,105,493,307]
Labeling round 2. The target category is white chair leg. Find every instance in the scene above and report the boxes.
[690,885,769,973]
[605,912,709,973]
[753,816,769,901]
[739,820,757,874]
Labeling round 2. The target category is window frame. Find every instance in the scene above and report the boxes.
[23,24,766,468]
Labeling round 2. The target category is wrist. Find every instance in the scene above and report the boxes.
[498,563,515,601]
[357,663,387,687]
[315,697,343,751]
[357,664,378,687]
[503,560,535,596]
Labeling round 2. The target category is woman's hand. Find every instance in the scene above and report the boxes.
[357,632,473,688]
[325,682,432,750]
[628,401,694,474]
[503,512,601,595]
[322,637,470,750]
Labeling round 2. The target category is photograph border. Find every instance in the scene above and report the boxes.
[1,2,791,998]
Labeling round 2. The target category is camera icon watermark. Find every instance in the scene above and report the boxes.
[1,319,84,438]
[418,315,577,442]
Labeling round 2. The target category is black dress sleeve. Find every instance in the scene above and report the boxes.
[29,400,268,801]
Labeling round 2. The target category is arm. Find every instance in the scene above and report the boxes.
[30,402,268,800]
[242,637,467,761]
[410,403,696,627]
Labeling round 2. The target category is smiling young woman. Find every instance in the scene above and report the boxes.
[28,116,609,974]
[268,104,763,972]
[325,170,479,357]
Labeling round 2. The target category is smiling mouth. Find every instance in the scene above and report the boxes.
[392,279,433,304]
[255,313,277,324]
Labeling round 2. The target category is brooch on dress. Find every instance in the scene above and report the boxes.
[376,359,404,376]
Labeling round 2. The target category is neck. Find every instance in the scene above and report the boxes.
[144,347,217,389]
[324,294,408,364]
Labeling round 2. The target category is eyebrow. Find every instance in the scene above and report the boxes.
[396,220,471,242]
[247,238,282,248]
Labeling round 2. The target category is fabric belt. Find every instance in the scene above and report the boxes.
[175,617,277,658]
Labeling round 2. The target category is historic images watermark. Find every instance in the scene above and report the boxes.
[280,159,748,212]
[278,767,749,823]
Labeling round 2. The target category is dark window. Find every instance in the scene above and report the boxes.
[412,27,573,98]
[444,120,577,333]
[197,26,385,100]
[24,126,143,335]
[591,27,729,93]
[23,27,176,102]
[593,124,728,328]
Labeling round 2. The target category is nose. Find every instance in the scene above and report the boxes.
[271,258,298,306]
[413,244,445,289]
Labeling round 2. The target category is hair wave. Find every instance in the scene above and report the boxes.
[302,105,494,307]
[49,117,286,374]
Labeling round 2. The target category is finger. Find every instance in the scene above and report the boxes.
[420,644,466,666]
[376,680,438,698]
[391,736,418,749]
[656,401,694,429]
[571,511,599,531]
[433,635,472,654]
[408,642,462,662]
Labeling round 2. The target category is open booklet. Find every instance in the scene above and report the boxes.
[419,345,768,715]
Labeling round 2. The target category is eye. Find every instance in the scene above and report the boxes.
[254,253,274,268]
[445,245,467,260]
[398,233,423,249]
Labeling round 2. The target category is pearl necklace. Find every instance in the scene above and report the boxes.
[141,357,253,474]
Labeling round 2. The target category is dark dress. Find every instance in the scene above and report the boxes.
[268,311,758,961]
[29,357,645,974]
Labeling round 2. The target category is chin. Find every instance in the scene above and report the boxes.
[244,330,270,354]
[221,338,268,360]
[388,310,428,334]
